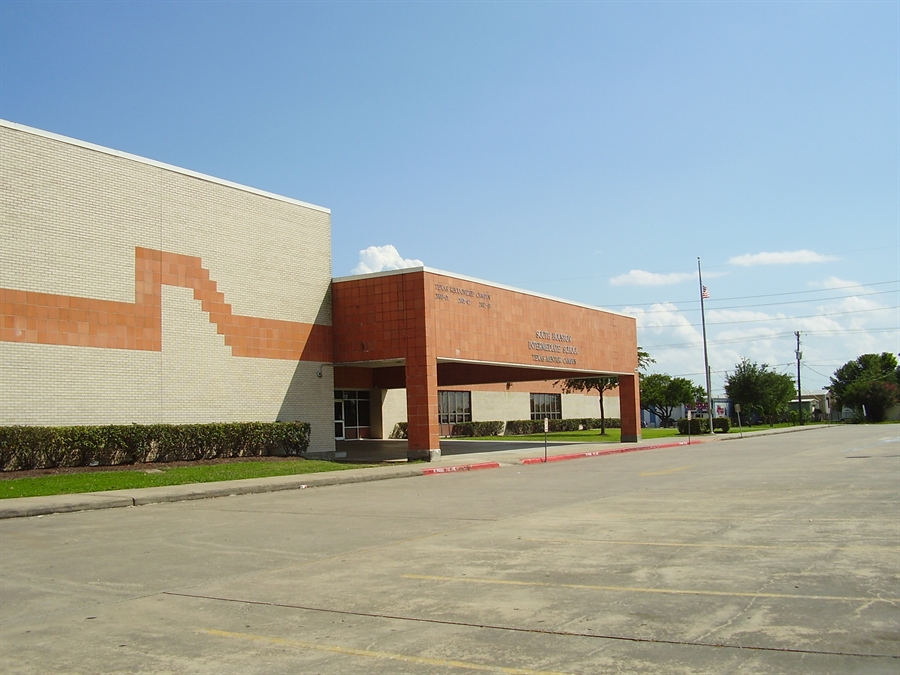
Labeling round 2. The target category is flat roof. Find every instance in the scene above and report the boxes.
[332,266,632,319]
[0,119,330,215]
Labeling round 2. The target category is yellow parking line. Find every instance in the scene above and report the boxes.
[202,629,573,675]
[639,466,691,476]
[524,538,898,553]
[402,574,899,603]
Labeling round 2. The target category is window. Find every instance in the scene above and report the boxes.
[530,393,561,420]
[334,390,371,428]
[438,390,471,424]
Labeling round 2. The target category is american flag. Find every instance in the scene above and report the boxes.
[701,286,710,299]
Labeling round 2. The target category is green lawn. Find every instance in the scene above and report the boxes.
[0,459,372,500]
[465,428,682,442]
[732,421,838,432]
[464,422,838,443]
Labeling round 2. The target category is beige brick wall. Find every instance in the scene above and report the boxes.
[0,122,335,454]
[380,389,408,439]
[471,391,530,422]
[562,392,621,420]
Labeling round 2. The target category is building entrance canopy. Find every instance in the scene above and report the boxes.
[332,268,642,460]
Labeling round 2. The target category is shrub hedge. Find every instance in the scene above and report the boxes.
[0,422,310,472]
[504,420,542,435]
[579,418,621,430]
[548,419,579,432]
[676,418,710,435]
[676,417,730,434]
[450,421,504,437]
[501,418,623,435]
[389,422,408,439]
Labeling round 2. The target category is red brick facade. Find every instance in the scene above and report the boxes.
[333,269,641,458]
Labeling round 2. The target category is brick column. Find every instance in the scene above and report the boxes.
[405,353,440,461]
[618,374,642,443]
[402,273,441,461]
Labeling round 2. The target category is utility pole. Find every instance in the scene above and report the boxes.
[698,258,713,433]
[795,331,803,425]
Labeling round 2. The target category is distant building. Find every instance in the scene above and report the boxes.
[641,397,730,428]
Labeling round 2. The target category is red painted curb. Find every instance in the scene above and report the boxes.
[422,461,501,475]
[520,440,699,465]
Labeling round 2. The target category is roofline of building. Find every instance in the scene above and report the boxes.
[332,266,634,319]
[0,119,331,215]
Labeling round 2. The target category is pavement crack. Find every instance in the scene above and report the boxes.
[693,594,758,643]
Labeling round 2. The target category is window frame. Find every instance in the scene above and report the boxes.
[334,390,371,428]
[530,393,562,420]
[438,390,472,425]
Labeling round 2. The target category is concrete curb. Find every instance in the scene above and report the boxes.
[422,461,502,475]
[0,464,425,520]
[0,493,135,519]
[519,440,699,465]
[714,422,835,441]
[0,424,837,520]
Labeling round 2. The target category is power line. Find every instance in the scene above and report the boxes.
[637,305,899,331]
[509,247,900,287]
[802,363,835,380]
[628,288,899,314]
[642,327,898,351]
[668,362,796,380]
[600,279,899,308]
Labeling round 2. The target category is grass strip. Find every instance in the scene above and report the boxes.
[0,459,372,500]
[464,428,681,442]
[464,422,837,443]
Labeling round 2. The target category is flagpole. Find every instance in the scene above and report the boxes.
[698,257,713,433]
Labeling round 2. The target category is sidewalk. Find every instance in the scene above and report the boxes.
[0,425,834,520]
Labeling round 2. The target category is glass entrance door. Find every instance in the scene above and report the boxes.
[334,390,371,440]
[334,400,344,440]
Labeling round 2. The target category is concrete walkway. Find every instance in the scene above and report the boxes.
[0,425,836,519]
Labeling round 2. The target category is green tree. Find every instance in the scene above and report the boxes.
[560,376,617,434]
[725,359,796,425]
[558,348,655,435]
[828,353,899,422]
[639,373,705,425]
[637,347,655,372]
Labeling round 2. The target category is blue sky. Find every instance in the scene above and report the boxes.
[1,1,897,396]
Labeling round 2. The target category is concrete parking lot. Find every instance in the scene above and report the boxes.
[1,425,898,674]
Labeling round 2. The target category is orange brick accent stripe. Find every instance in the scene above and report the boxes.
[0,247,332,362]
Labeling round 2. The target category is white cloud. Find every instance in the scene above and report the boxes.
[629,292,899,398]
[609,269,694,286]
[351,245,423,275]
[809,276,861,290]
[625,302,707,383]
[630,304,703,350]
[728,250,837,267]
[808,276,884,296]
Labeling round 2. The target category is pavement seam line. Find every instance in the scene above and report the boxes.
[401,574,900,604]
[166,592,898,660]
